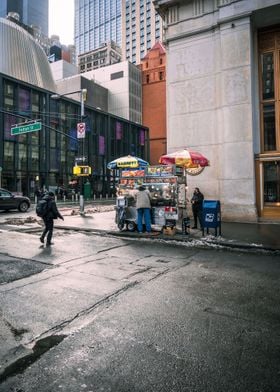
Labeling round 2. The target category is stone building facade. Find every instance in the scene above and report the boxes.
[153,0,280,221]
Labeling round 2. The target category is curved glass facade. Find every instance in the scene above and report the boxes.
[0,17,56,91]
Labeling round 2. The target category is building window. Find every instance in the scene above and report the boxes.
[259,31,280,153]
[264,161,280,203]
[159,72,163,80]
[146,75,149,83]
[258,28,280,211]
[111,71,124,80]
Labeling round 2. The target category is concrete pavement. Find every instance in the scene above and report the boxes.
[1,202,279,252]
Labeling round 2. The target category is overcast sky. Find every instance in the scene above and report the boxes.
[49,0,74,45]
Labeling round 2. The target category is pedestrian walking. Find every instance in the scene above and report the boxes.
[39,191,64,246]
[191,187,204,229]
[135,185,152,233]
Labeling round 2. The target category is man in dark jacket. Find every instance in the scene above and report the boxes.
[191,187,204,229]
[40,191,64,246]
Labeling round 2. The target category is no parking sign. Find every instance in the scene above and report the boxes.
[77,122,86,138]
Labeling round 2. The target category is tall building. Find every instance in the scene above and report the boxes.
[74,0,122,56]
[78,41,122,73]
[0,0,48,35]
[154,0,280,221]
[83,61,142,123]
[122,0,162,65]
[139,41,166,165]
[74,0,162,65]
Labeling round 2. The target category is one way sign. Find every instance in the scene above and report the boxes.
[77,122,86,139]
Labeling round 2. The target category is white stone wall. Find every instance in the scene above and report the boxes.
[166,14,257,221]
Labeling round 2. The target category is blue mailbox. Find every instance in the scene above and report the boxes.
[202,200,221,236]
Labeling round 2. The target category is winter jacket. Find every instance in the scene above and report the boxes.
[42,195,63,220]
[136,189,151,209]
[191,191,204,210]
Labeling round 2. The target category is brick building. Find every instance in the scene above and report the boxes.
[139,41,166,165]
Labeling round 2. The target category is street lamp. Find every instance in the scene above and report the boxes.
[51,89,87,215]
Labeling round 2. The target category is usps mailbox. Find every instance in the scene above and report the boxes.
[202,200,221,236]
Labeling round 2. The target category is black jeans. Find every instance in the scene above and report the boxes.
[41,217,54,243]
[192,207,202,228]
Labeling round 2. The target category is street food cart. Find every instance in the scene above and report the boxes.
[114,165,187,232]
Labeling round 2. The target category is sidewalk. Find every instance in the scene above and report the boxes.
[54,209,280,252]
[1,206,279,252]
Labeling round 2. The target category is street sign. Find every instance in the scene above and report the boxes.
[77,122,86,139]
[11,122,42,136]
[75,156,87,163]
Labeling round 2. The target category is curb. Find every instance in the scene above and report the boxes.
[56,225,280,254]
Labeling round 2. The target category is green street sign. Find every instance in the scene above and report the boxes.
[11,122,42,135]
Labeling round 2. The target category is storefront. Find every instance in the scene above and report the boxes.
[255,27,280,219]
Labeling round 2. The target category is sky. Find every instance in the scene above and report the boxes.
[48,0,74,45]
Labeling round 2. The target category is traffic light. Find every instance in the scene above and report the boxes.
[73,165,92,176]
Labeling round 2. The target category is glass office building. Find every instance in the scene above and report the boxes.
[74,0,122,56]
[75,0,163,65]
[0,0,48,35]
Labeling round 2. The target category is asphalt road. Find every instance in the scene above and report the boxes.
[0,210,280,392]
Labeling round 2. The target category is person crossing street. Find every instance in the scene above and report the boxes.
[39,191,64,246]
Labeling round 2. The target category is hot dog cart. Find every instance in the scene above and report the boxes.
[115,165,187,232]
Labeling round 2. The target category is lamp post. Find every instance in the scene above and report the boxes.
[51,89,87,215]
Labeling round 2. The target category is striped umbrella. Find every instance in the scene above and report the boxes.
[159,149,209,168]
[107,155,149,170]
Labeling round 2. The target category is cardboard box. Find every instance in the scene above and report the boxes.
[163,226,176,236]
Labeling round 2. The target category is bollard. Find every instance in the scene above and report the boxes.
[55,195,57,203]
[94,194,96,200]
[100,194,102,200]
[106,194,108,199]
[72,194,74,202]
[35,195,37,204]
[75,194,78,202]
[63,195,66,202]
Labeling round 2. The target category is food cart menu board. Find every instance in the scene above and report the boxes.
[121,169,145,177]
[146,165,175,177]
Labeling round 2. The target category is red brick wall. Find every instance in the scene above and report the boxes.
[140,46,167,165]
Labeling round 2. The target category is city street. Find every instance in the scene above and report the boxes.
[0,208,280,391]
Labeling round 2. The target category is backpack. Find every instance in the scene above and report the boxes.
[36,199,50,218]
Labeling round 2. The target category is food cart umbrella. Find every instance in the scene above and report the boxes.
[159,149,209,168]
[107,155,149,170]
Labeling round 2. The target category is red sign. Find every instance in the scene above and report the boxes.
[77,122,86,139]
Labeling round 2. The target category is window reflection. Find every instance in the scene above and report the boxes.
[263,104,276,151]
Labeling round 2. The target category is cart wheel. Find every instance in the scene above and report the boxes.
[126,221,136,232]
[118,222,125,231]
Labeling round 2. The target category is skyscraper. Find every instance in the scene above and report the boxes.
[0,0,49,36]
[74,0,122,56]
[122,0,162,65]
[74,0,162,65]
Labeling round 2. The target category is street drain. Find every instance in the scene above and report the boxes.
[0,334,67,383]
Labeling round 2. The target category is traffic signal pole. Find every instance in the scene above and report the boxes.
[79,89,86,215]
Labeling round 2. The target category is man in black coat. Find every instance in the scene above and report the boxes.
[191,187,204,229]
[40,191,64,246]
